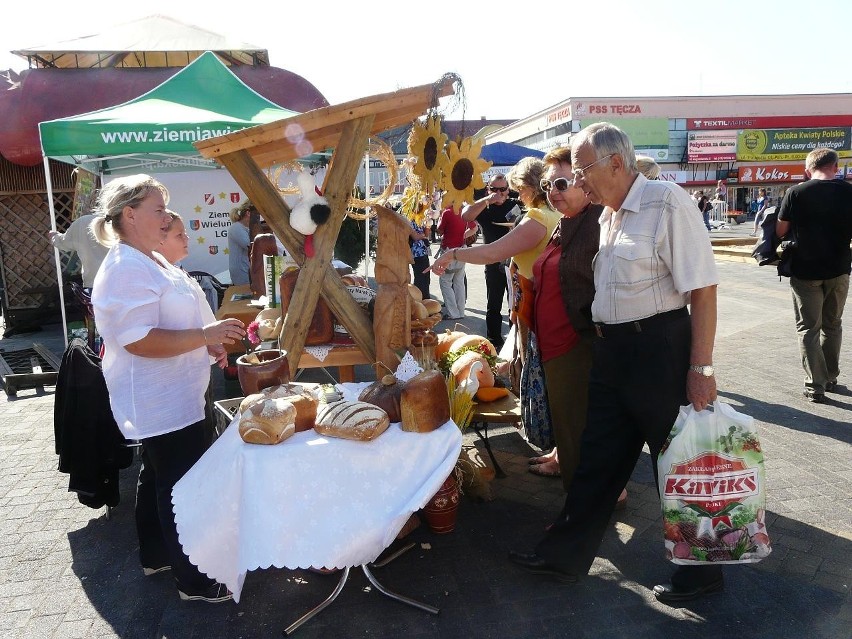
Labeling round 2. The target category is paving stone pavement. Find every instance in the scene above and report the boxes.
[1,237,850,638]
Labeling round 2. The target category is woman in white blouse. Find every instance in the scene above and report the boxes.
[91,175,245,604]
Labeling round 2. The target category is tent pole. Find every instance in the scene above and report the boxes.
[363,146,370,279]
[44,156,69,349]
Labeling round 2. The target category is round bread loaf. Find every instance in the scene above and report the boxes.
[315,400,390,441]
[239,398,297,445]
[407,283,423,302]
[240,382,321,431]
[411,301,429,320]
[239,383,296,413]
[421,299,442,315]
[358,375,402,423]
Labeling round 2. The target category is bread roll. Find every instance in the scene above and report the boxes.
[400,370,450,433]
[315,401,390,441]
[411,301,429,320]
[239,398,296,445]
[407,283,423,303]
[342,273,369,288]
[422,299,442,315]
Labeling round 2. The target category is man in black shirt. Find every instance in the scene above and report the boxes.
[461,173,522,348]
[776,147,852,403]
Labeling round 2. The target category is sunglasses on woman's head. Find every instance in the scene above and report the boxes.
[540,177,572,192]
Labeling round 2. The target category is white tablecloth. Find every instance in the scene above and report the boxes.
[172,400,462,603]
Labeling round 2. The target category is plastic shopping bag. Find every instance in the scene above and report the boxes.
[657,400,771,565]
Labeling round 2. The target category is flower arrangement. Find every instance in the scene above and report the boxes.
[241,320,264,364]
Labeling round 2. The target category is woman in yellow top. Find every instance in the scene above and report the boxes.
[429,157,561,459]
[430,156,560,326]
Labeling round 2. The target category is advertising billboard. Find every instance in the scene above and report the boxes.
[737,128,852,161]
[579,117,670,159]
[687,130,737,162]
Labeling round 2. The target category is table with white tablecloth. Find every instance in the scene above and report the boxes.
[172,401,462,604]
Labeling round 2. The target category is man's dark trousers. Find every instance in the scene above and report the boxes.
[484,261,508,345]
[535,311,722,587]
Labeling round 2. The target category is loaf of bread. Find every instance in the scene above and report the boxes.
[240,382,321,432]
[315,400,390,441]
[358,375,403,423]
[239,398,296,445]
[400,370,450,433]
[279,269,334,345]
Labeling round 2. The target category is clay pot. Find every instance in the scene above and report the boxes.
[422,474,460,534]
[236,349,290,395]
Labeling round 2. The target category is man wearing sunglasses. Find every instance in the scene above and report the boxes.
[461,174,522,349]
[512,122,723,604]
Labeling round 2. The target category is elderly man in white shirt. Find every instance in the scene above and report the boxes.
[509,122,722,604]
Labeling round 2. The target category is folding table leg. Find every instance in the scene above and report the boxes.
[361,565,439,615]
[283,566,350,635]
[470,421,507,478]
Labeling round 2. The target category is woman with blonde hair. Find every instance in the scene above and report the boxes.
[430,156,561,469]
[91,174,245,603]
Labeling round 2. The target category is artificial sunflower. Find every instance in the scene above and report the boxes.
[399,185,428,225]
[407,114,448,194]
[440,136,492,211]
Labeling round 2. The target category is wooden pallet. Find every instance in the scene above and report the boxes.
[0,342,61,397]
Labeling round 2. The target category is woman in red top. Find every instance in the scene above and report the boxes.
[529,148,628,507]
[436,205,476,320]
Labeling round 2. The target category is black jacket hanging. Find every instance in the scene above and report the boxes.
[54,338,133,509]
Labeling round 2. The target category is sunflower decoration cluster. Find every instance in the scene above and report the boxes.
[405,114,492,214]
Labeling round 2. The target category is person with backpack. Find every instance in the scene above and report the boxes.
[776,148,852,403]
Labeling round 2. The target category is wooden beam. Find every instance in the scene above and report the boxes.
[216,150,304,261]
[278,114,377,368]
[247,101,449,169]
[195,77,455,163]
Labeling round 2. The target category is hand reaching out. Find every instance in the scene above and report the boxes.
[202,318,246,345]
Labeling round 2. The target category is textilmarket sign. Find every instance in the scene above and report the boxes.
[736,127,852,161]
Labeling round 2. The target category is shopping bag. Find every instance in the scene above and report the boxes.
[657,400,771,565]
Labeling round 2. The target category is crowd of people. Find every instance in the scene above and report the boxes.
[46,120,852,608]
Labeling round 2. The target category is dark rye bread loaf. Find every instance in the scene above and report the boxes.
[314,400,390,441]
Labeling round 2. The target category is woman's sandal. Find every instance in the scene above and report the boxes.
[528,462,561,477]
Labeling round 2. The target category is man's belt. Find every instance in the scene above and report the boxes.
[594,307,688,338]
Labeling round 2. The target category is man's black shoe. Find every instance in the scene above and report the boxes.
[508,551,577,584]
[653,578,724,604]
[825,381,838,393]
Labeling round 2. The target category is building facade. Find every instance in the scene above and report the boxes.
[484,93,852,216]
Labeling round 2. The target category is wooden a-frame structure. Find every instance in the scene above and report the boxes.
[194,78,455,371]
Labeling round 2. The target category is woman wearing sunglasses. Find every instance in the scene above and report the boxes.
[429,157,561,459]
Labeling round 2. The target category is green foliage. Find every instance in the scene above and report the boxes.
[335,187,376,269]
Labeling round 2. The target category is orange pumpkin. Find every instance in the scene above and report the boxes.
[475,386,510,402]
[435,329,466,359]
[448,334,497,357]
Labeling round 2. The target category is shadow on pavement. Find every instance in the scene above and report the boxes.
[60,429,850,639]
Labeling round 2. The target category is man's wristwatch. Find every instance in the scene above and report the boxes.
[689,364,715,377]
